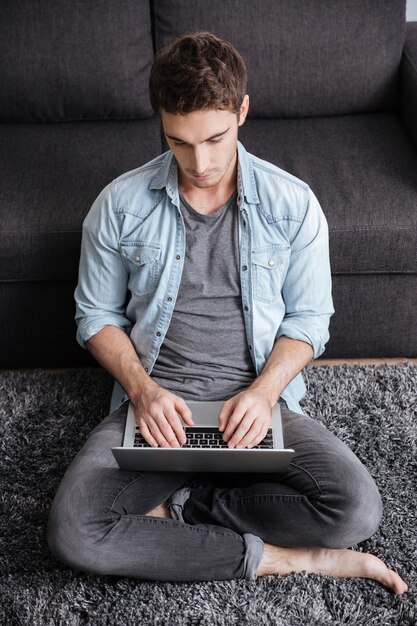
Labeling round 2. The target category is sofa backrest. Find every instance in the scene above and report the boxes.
[0,0,154,122]
[1,1,406,123]
[153,0,406,118]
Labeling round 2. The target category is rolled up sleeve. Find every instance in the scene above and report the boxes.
[276,188,334,359]
[74,183,132,348]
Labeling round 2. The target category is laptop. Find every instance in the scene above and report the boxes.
[112,400,295,472]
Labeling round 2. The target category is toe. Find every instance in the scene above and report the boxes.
[362,554,408,595]
[391,573,408,596]
[380,569,408,595]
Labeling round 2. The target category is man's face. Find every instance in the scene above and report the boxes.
[161,95,249,191]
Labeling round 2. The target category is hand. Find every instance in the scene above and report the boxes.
[218,389,272,449]
[133,382,194,448]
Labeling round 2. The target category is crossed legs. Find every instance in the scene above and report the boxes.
[147,403,407,594]
[47,400,408,593]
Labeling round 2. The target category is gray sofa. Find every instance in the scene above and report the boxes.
[1,0,416,368]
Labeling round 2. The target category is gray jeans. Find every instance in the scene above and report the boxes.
[47,400,382,581]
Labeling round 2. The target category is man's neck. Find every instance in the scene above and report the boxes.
[178,155,238,215]
[179,183,237,215]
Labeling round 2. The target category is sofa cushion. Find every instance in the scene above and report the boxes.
[0,0,154,122]
[153,0,405,118]
[238,112,417,274]
[327,274,417,357]
[0,118,162,281]
[2,274,416,368]
[0,282,96,368]
[401,23,417,151]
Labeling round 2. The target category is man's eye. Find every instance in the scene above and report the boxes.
[210,138,224,144]
[173,141,185,146]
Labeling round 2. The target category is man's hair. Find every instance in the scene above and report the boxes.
[149,32,247,116]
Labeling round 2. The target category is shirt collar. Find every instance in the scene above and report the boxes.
[149,140,259,207]
[237,140,259,206]
[148,149,181,208]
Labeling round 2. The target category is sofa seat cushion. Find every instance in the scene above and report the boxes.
[327,274,417,357]
[0,118,162,281]
[239,112,417,274]
[154,0,405,118]
[0,0,154,122]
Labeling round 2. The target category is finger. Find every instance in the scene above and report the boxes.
[227,415,257,448]
[145,412,178,448]
[153,410,184,448]
[164,405,187,446]
[217,399,235,432]
[247,421,271,448]
[148,426,171,448]
[139,421,160,448]
[223,403,247,442]
[174,396,194,426]
[236,423,267,449]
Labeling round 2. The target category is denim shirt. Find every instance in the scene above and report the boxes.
[75,141,334,414]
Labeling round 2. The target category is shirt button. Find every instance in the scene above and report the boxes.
[244,305,249,311]
[156,331,161,337]
[145,367,149,372]
[268,259,275,267]
[242,265,248,271]
[176,255,181,260]
[135,256,141,263]
[243,220,247,227]
[167,296,173,301]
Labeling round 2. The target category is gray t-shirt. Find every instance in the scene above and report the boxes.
[151,191,256,400]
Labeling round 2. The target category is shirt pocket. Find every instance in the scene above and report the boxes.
[252,244,291,304]
[120,242,161,297]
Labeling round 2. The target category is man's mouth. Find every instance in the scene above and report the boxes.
[193,173,212,180]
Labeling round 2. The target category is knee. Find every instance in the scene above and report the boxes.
[47,486,110,575]
[320,460,383,548]
[346,470,382,542]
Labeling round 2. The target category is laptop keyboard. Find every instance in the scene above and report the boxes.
[133,427,274,449]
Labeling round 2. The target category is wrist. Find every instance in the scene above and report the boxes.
[248,377,280,408]
[123,361,159,406]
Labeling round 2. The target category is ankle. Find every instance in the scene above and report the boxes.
[145,502,171,518]
[256,543,280,576]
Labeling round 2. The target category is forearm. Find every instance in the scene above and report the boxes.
[249,336,313,406]
[86,325,156,404]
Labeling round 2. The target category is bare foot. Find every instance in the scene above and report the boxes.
[257,544,408,595]
[145,502,171,519]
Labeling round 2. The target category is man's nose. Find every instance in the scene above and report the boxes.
[191,146,209,174]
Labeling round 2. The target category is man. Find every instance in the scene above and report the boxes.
[47,32,407,594]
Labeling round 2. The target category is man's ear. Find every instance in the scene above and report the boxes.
[238,94,250,127]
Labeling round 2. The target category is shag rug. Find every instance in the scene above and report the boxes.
[0,364,416,626]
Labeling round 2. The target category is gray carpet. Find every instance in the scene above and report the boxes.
[0,364,416,626]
